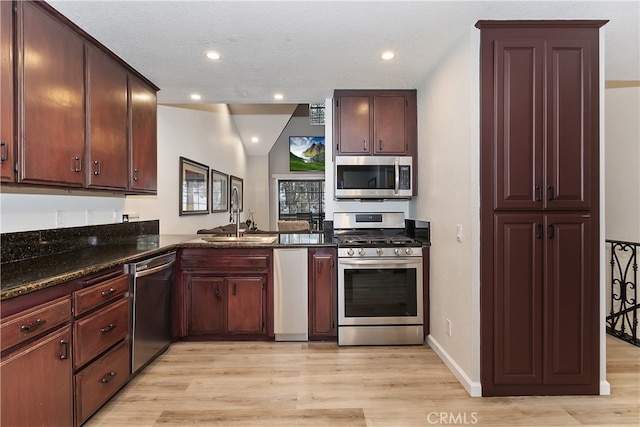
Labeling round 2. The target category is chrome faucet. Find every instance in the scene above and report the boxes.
[231,185,241,238]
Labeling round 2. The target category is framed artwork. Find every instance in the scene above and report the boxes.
[210,169,229,212]
[289,136,325,171]
[229,175,243,213]
[179,157,209,215]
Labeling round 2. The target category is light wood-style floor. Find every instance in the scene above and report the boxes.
[86,336,639,426]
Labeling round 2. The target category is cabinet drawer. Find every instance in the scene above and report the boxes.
[74,298,129,368]
[74,273,129,316]
[75,337,130,425]
[1,296,71,352]
[182,255,269,270]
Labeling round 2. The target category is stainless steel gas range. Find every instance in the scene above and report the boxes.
[334,212,424,346]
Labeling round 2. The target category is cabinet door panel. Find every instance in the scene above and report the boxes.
[545,40,594,210]
[0,0,14,183]
[493,214,543,384]
[1,326,73,427]
[129,75,157,193]
[227,277,263,333]
[18,2,85,187]
[308,249,336,337]
[86,46,128,190]
[544,214,595,385]
[189,276,226,334]
[335,95,371,154]
[494,40,544,210]
[373,94,406,154]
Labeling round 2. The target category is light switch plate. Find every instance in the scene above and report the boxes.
[456,224,463,242]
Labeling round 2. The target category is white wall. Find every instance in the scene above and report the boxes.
[268,114,326,230]
[0,105,247,234]
[604,86,640,242]
[411,30,481,396]
[245,155,270,231]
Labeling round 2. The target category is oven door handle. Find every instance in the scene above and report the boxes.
[339,259,421,267]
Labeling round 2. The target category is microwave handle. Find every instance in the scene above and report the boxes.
[394,158,399,195]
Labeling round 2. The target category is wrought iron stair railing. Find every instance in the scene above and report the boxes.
[606,239,639,346]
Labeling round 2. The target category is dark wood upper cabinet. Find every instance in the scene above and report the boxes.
[334,89,417,156]
[0,1,14,183]
[492,28,597,211]
[85,45,128,190]
[129,75,158,193]
[479,20,605,397]
[6,1,158,194]
[17,1,85,187]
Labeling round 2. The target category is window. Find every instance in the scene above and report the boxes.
[278,180,325,230]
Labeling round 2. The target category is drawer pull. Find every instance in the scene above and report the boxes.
[101,323,116,334]
[100,371,117,384]
[60,340,69,360]
[101,288,117,297]
[20,318,46,332]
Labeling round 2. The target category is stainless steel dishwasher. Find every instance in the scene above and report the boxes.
[126,251,175,375]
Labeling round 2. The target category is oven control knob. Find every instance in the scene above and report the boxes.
[394,248,401,255]
[405,248,413,255]
[376,248,384,256]
[358,248,367,256]
[347,248,355,257]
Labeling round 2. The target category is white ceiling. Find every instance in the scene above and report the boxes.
[47,0,640,155]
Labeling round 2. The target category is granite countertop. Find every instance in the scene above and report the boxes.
[1,233,334,301]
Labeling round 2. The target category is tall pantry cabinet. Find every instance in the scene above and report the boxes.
[477,21,606,396]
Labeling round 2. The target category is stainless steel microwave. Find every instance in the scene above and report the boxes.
[335,156,413,199]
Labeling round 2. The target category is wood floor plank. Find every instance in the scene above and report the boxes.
[85,336,639,426]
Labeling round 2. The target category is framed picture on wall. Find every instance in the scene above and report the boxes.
[179,157,209,215]
[211,170,229,212]
[229,175,243,213]
[289,136,325,171]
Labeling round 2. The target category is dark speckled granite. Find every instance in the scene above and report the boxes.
[1,220,160,264]
[1,222,336,301]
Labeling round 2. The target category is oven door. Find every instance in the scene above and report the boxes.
[338,257,423,326]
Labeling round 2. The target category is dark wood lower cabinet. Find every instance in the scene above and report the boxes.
[308,248,337,339]
[189,276,226,334]
[0,325,73,426]
[74,338,130,425]
[181,248,272,338]
[489,213,598,394]
[189,275,265,335]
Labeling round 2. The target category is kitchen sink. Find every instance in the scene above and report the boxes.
[195,235,278,244]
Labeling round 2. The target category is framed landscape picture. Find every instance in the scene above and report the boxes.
[289,136,325,171]
[179,157,209,215]
[211,169,228,212]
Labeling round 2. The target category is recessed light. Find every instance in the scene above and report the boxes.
[190,93,202,101]
[206,51,221,60]
[251,137,259,143]
[273,93,284,101]
[381,51,395,61]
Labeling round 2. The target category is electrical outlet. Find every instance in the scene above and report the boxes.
[446,318,452,337]
[456,224,463,242]
[86,210,94,225]
[56,210,65,228]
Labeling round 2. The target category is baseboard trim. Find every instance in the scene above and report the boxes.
[600,380,611,395]
[427,335,482,397]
